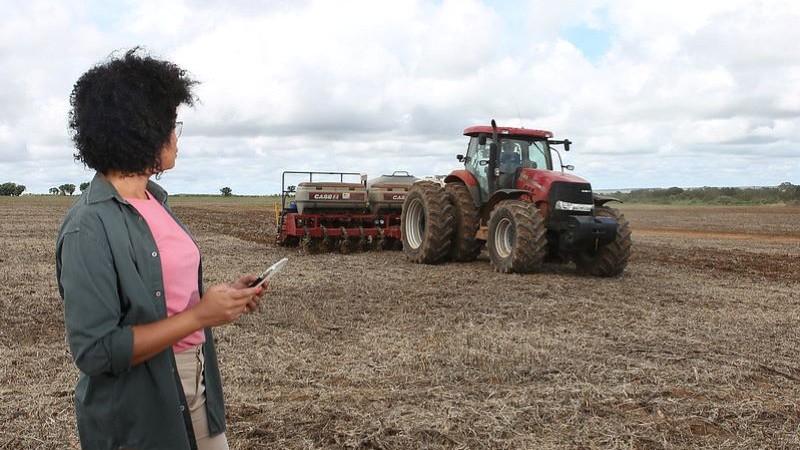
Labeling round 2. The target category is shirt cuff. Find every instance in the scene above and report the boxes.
[110,325,134,375]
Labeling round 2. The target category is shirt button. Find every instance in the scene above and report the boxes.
[180,406,185,412]
[155,290,162,298]
[151,251,158,258]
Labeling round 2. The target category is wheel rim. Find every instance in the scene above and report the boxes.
[405,198,425,249]
[494,217,515,258]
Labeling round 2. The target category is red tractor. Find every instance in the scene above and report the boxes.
[401,120,631,276]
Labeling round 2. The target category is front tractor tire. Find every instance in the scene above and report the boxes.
[401,182,454,264]
[487,200,547,273]
[573,206,632,277]
[445,182,481,262]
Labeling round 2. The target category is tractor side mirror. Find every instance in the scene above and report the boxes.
[550,139,572,151]
[456,154,464,162]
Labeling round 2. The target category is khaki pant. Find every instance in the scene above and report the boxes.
[175,345,229,450]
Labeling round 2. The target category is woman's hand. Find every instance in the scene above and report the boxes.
[130,282,262,366]
[191,283,263,327]
[232,275,268,313]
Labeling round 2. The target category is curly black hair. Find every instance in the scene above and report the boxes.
[69,47,198,175]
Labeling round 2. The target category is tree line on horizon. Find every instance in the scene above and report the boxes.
[1,181,237,197]
[610,182,800,205]
[0,181,87,196]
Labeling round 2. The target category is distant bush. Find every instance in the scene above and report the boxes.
[779,182,800,203]
[0,182,26,196]
[59,183,76,196]
[714,195,737,205]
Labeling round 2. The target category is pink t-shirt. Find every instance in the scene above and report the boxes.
[127,193,205,353]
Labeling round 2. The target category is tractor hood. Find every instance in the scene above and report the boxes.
[519,168,591,191]
[516,168,593,205]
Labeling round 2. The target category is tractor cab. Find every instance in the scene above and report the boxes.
[458,125,555,203]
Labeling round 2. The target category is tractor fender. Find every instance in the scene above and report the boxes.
[593,193,623,207]
[483,189,532,221]
[444,171,481,207]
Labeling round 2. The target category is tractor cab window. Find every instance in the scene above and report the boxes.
[498,140,522,188]
[499,140,522,168]
[500,139,548,172]
[521,140,548,171]
[497,139,549,187]
[465,136,492,201]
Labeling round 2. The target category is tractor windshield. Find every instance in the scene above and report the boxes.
[497,139,549,188]
[504,138,548,171]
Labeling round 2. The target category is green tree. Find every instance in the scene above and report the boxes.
[0,182,25,196]
[80,182,90,192]
[220,187,232,197]
[0,182,16,196]
[59,183,76,196]
[779,182,800,202]
[665,186,684,196]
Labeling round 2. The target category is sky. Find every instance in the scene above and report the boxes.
[1,0,799,195]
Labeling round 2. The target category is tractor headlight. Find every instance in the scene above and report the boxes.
[555,200,594,212]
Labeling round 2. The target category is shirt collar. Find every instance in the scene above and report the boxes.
[86,172,169,205]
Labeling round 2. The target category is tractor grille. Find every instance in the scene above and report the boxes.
[548,181,593,215]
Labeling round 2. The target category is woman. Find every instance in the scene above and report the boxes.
[56,48,263,450]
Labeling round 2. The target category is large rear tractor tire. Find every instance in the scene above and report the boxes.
[401,182,454,264]
[445,182,481,262]
[487,200,547,273]
[573,206,632,277]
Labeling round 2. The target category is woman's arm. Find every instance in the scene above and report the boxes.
[59,220,266,371]
[130,283,262,365]
[58,223,134,377]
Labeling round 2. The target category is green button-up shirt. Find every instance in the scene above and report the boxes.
[56,173,226,450]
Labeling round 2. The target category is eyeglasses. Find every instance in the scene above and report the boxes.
[175,121,183,138]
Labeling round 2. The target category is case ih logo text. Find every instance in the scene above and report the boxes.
[312,192,341,200]
[384,193,406,201]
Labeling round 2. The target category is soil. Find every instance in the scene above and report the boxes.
[1,198,799,449]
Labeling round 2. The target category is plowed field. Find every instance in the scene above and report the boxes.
[1,197,799,449]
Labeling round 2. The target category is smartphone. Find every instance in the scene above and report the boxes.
[249,257,289,287]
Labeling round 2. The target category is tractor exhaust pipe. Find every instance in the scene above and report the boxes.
[488,119,499,194]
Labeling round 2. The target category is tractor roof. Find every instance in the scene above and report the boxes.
[463,125,553,139]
